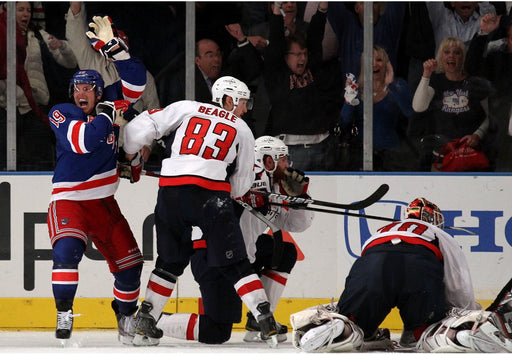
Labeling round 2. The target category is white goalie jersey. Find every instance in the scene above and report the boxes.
[239,165,314,263]
[123,100,255,198]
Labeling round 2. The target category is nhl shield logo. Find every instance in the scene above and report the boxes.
[61,218,70,225]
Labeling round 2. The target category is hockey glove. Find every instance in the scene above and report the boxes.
[118,152,143,183]
[86,16,130,61]
[113,100,130,126]
[280,168,309,197]
[239,191,269,213]
[95,101,116,125]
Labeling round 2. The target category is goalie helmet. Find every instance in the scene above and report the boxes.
[69,70,104,98]
[254,136,289,173]
[211,76,253,110]
[406,197,444,227]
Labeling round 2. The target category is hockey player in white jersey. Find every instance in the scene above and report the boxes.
[290,197,479,352]
[122,76,279,347]
[237,136,314,343]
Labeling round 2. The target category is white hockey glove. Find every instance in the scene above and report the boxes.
[95,101,116,125]
[344,73,360,106]
[118,152,143,183]
[113,100,130,147]
[280,168,309,197]
[86,16,130,61]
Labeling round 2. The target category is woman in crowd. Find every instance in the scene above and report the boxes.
[340,45,414,171]
[412,36,492,171]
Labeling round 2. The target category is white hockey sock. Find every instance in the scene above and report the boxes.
[157,313,199,340]
[261,270,288,313]
[144,272,176,320]
[234,274,268,318]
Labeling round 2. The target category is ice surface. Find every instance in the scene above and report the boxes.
[0,330,297,354]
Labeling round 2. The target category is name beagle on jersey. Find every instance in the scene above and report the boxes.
[198,105,237,123]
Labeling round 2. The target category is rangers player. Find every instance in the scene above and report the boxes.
[238,136,314,343]
[47,67,145,343]
[122,76,280,347]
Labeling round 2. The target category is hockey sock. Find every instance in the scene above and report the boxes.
[144,268,177,319]
[157,313,199,340]
[234,274,269,318]
[113,265,142,315]
[261,270,288,313]
[51,238,85,310]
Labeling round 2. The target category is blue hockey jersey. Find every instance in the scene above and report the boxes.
[48,103,119,202]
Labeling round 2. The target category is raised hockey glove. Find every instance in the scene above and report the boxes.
[280,168,309,197]
[86,16,130,61]
[118,152,143,183]
[95,101,116,125]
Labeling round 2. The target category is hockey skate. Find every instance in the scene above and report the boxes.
[255,302,279,348]
[55,309,75,340]
[243,311,288,343]
[111,300,136,345]
[132,301,163,346]
[358,328,394,351]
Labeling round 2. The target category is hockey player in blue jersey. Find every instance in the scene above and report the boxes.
[47,68,145,344]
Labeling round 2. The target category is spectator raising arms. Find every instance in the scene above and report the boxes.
[0,1,78,171]
[340,45,414,171]
[412,36,492,171]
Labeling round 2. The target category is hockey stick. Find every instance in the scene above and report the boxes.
[234,199,283,269]
[141,169,285,268]
[251,183,389,211]
[269,202,477,235]
[141,170,161,178]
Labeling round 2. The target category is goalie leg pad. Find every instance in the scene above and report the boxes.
[416,309,494,353]
[299,319,345,352]
[291,304,363,352]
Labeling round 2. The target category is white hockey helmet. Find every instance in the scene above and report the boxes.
[211,76,253,110]
[254,135,288,173]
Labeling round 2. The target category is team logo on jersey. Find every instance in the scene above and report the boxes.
[225,250,233,259]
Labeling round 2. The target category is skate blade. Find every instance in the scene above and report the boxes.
[132,333,160,346]
[265,334,279,349]
[244,331,287,343]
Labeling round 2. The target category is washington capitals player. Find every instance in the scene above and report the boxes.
[47,67,145,342]
[122,76,279,347]
[290,198,479,352]
[239,136,314,343]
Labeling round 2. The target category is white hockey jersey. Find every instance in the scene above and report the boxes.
[362,218,480,310]
[239,164,314,263]
[123,100,255,198]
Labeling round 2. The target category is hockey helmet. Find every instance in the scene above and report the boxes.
[211,76,253,110]
[254,135,288,173]
[406,197,444,227]
[69,70,104,98]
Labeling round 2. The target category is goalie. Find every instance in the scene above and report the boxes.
[290,197,479,352]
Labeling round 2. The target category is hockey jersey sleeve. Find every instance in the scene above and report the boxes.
[114,57,147,103]
[49,103,114,154]
[436,228,481,310]
[229,126,255,199]
[123,101,192,155]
